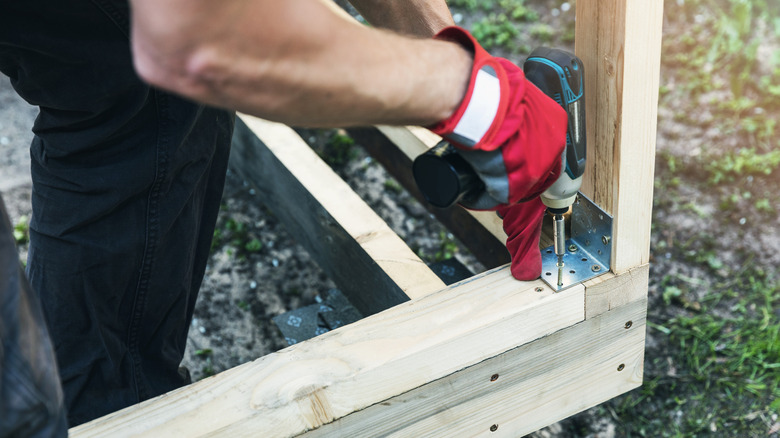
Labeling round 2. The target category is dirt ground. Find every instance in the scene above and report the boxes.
[2,0,779,436]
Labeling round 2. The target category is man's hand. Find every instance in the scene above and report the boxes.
[496,199,547,281]
[429,27,567,210]
[428,27,568,280]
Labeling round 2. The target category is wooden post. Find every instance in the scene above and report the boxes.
[576,0,664,275]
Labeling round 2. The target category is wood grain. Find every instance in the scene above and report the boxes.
[305,297,646,437]
[584,264,649,319]
[71,269,583,437]
[230,115,446,314]
[576,0,664,274]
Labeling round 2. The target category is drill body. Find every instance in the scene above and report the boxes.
[524,48,586,212]
[524,48,587,283]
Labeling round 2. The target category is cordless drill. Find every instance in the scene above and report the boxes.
[413,48,586,285]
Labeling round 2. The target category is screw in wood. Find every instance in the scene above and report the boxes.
[624,321,633,329]
[591,264,601,272]
[490,374,499,382]
[490,424,499,432]
[617,363,625,371]
[535,287,544,293]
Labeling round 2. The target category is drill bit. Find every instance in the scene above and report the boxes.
[553,214,566,287]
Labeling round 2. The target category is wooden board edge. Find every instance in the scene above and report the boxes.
[230,115,446,313]
[584,263,650,319]
[301,296,647,437]
[70,268,585,437]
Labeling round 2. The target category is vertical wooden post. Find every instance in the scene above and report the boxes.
[575,0,664,274]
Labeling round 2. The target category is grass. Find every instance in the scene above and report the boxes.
[706,148,780,184]
[13,214,28,245]
[211,216,264,257]
[609,268,779,436]
[441,0,780,435]
[319,130,358,167]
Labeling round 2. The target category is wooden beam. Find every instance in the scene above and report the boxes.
[575,0,664,274]
[584,263,649,319]
[70,268,585,437]
[305,297,646,437]
[229,115,446,315]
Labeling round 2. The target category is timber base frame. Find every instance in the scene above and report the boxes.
[71,0,662,435]
[72,263,646,437]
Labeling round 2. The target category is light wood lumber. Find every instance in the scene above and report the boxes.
[584,263,649,319]
[229,115,446,315]
[575,0,664,274]
[70,268,584,437]
[304,297,646,437]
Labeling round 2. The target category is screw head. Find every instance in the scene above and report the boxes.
[617,363,625,371]
[535,287,544,293]
[490,424,499,432]
[624,321,633,329]
[591,264,602,272]
[568,244,578,252]
[490,374,499,382]
[602,235,611,245]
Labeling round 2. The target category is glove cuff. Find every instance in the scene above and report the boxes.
[428,27,509,152]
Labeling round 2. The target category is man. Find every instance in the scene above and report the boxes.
[0,0,565,432]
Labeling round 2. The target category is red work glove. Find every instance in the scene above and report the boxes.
[428,26,567,210]
[429,27,567,280]
[496,198,546,280]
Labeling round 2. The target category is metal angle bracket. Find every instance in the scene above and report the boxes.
[540,193,612,291]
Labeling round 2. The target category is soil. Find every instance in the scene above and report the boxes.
[2,1,779,437]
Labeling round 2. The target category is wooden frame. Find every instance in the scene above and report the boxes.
[71,1,663,436]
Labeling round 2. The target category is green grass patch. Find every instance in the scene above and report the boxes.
[321,130,358,167]
[471,13,520,50]
[706,148,780,184]
[13,215,29,245]
[211,217,264,257]
[610,268,780,436]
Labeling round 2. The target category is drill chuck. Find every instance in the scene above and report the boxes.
[552,214,566,256]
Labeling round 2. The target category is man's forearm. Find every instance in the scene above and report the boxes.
[130,0,470,128]
[348,0,454,37]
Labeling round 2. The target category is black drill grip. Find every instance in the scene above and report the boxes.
[412,141,484,208]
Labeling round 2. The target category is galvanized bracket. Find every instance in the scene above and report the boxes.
[540,193,612,291]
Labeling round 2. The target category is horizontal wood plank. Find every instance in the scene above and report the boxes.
[70,268,584,437]
[305,297,646,437]
[229,115,446,314]
[584,263,649,319]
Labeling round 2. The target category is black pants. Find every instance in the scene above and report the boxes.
[0,196,67,437]
[0,0,234,426]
